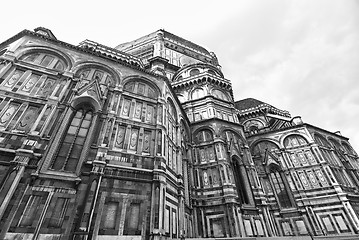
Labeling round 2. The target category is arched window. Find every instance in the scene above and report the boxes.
[284,135,307,148]
[50,105,94,172]
[211,89,229,101]
[342,142,355,155]
[251,141,279,158]
[207,69,217,76]
[123,79,158,99]
[251,141,282,172]
[191,88,205,100]
[120,80,158,124]
[269,167,293,208]
[244,119,265,134]
[195,129,213,143]
[20,52,67,71]
[223,130,243,146]
[78,68,115,94]
[314,134,340,166]
[189,69,200,76]
[328,138,341,151]
[167,99,178,170]
[314,134,331,148]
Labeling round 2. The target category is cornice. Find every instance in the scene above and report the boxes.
[237,103,291,118]
[0,29,169,81]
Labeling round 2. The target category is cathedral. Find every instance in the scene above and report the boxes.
[0,27,359,240]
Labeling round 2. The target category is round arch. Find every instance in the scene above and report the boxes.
[328,137,341,150]
[280,133,311,148]
[342,141,355,155]
[313,133,332,148]
[250,139,280,157]
[219,127,246,143]
[122,75,161,98]
[73,61,121,86]
[190,87,206,100]
[16,45,74,71]
[210,88,230,101]
[193,128,215,144]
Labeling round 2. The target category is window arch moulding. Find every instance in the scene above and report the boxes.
[283,134,309,149]
[17,47,73,71]
[122,77,160,100]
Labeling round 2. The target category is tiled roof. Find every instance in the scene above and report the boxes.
[234,98,267,111]
[234,98,291,117]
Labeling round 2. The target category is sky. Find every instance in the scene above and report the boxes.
[1,0,359,150]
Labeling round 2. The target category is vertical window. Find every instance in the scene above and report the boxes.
[40,55,54,67]
[164,206,170,233]
[128,128,139,151]
[270,170,293,208]
[124,203,141,235]
[51,107,93,172]
[3,70,25,88]
[103,202,118,229]
[21,53,66,71]
[172,209,177,236]
[14,106,40,133]
[143,130,151,153]
[34,106,52,133]
[157,130,162,155]
[20,195,42,227]
[0,103,20,127]
[232,158,250,204]
[284,135,308,148]
[115,126,126,149]
[133,101,143,119]
[20,74,40,93]
[191,88,205,100]
[81,181,97,229]
[146,105,154,123]
[0,171,17,205]
[49,197,69,228]
[121,99,131,117]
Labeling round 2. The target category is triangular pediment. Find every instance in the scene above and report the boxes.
[228,138,242,157]
[76,79,103,102]
[263,149,280,167]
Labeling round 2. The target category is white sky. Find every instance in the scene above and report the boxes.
[2,0,359,150]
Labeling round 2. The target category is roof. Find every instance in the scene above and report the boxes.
[234,98,291,118]
[115,29,216,62]
[234,98,267,111]
[0,28,156,75]
[161,29,211,56]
